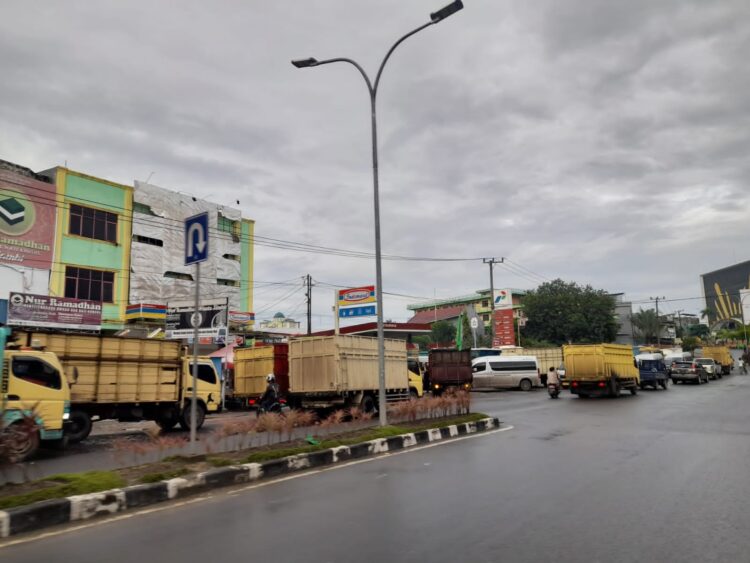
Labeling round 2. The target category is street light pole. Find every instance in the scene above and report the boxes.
[292,1,464,427]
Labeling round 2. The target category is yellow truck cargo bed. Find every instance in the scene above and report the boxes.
[563,344,639,397]
[289,335,408,393]
[503,347,563,374]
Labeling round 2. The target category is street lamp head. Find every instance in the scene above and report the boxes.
[430,0,464,23]
[291,58,319,68]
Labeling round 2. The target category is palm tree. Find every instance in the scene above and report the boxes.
[631,308,660,343]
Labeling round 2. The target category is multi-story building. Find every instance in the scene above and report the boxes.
[128,181,254,316]
[611,293,635,346]
[258,312,301,330]
[0,158,254,335]
[406,289,526,328]
[40,167,133,331]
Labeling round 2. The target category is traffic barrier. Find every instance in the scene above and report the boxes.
[0,417,501,539]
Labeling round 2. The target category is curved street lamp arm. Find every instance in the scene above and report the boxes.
[313,57,374,96]
[374,21,434,95]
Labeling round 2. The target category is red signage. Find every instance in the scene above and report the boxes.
[7,292,102,331]
[0,169,57,270]
[492,309,515,347]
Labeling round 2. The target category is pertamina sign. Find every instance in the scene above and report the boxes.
[7,292,102,331]
[0,170,57,270]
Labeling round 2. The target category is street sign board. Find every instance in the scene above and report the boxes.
[184,212,209,265]
[338,286,376,306]
[339,305,377,318]
[470,317,479,329]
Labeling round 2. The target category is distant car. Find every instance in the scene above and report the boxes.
[471,355,540,391]
[670,361,709,385]
[694,358,721,380]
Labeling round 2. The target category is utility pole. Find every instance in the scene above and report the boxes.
[674,309,684,341]
[483,258,504,345]
[650,296,666,346]
[305,274,313,335]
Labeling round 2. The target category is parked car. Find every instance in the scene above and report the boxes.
[694,358,721,380]
[471,355,540,391]
[670,361,709,385]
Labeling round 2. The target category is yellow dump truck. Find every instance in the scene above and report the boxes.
[287,335,421,411]
[16,332,221,442]
[2,329,71,460]
[700,346,733,375]
[563,344,640,398]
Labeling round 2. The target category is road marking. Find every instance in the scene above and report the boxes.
[0,425,513,549]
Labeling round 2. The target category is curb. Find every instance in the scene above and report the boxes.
[0,417,500,539]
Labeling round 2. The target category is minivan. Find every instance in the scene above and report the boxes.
[471,355,540,391]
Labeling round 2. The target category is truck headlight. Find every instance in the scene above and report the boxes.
[63,412,70,420]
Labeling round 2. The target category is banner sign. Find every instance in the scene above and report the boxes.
[166,298,227,339]
[339,305,377,318]
[7,292,102,331]
[228,311,255,325]
[492,308,515,347]
[0,170,58,270]
[338,286,376,306]
[493,288,513,310]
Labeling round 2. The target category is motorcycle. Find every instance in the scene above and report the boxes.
[547,383,561,399]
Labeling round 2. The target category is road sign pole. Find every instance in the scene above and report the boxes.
[190,261,200,450]
[334,290,340,336]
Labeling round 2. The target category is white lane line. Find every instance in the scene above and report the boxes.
[0,425,513,549]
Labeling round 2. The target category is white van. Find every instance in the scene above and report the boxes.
[471,355,540,391]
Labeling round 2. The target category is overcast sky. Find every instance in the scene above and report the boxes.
[1,0,748,328]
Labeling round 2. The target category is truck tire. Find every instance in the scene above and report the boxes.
[156,416,178,431]
[179,402,206,431]
[630,385,637,396]
[609,378,620,398]
[4,423,40,462]
[660,380,668,390]
[409,389,419,400]
[66,410,93,444]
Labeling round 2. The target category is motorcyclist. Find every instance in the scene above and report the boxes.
[547,367,560,395]
[260,373,279,412]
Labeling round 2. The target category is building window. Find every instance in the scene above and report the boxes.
[222,253,240,262]
[482,300,489,308]
[483,314,490,322]
[133,202,156,215]
[69,204,118,243]
[64,266,114,302]
[164,271,193,281]
[217,278,240,287]
[133,234,164,247]
[218,216,241,242]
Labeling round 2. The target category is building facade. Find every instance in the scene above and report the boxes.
[258,312,300,330]
[128,181,254,316]
[40,167,133,330]
[406,289,526,328]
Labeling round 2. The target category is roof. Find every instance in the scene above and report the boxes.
[407,305,466,324]
[407,288,528,311]
[310,322,431,338]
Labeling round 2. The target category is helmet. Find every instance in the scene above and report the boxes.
[266,374,276,382]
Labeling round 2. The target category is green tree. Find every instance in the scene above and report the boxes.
[430,320,456,346]
[681,336,700,352]
[631,308,660,343]
[688,324,710,338]
[412,335,431,351]
[523,279,618,345]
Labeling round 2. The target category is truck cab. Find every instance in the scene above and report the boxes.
[2,346,71,460]
[176,357,222,427]
[635,353,669,390]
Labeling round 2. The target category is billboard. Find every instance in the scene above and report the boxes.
[493,288,513,310]
[166,298,228,338]
[0,169,57,270]
[700,261,750,323]
[338,286,376,306]
[492,309,515,347]
[7,292,102,331]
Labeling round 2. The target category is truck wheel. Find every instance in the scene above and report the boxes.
[156,417,178,431]
[4,423,40,462]
[630,385,637,396]
[519,379,533,392]
[661,380,668,390]
[360,394,376,414]
[409,389,419,400]
[179,403,206,431]
[66,410,93,444]
[610,378,620,398]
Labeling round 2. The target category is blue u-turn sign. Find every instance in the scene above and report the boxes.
[185,212,209,265]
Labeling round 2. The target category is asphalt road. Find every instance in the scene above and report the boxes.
[4,373,750,562]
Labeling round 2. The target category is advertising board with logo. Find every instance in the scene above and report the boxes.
[228,311,255,326]
[493,288,513,310]
[700,261,750,323]
[7,292,102,331]
[0,169,57,270]
[338,285,377,319]
[166,298,228,339]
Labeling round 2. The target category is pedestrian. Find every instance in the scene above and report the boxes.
[739,357,747,375]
